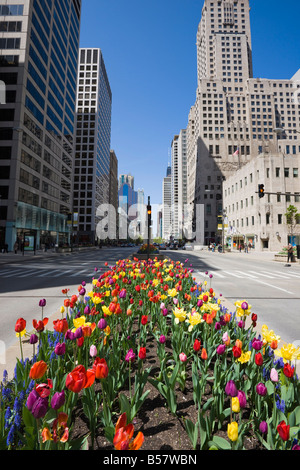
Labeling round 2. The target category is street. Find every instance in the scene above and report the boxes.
[0,246,300,377]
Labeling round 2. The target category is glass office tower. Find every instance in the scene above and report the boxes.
[0,0,81,251]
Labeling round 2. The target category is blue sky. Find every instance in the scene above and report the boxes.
[79,0,300,208]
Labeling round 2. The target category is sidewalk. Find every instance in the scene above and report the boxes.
[0,246,100,265]
[196,248,300,265]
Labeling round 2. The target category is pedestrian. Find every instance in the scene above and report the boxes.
[14,241,18,254]
[287,244,294,263]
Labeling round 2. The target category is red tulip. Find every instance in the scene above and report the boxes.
[283,363,295,378]
[53,318,69,333]
[138,347,146,360]
[33,318,48,332]
[15,317,26,333]
[66,365,95,393]
[193,339,201,352]
[232,346,242,358]
[93,357,109,379]
[277,421,290,441]
[255,352,263,366]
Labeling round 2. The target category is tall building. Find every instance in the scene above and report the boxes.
[162,165,172,241]
[74,48,112,244]
[109,149,118,240]
[186,0,300,246]
[171,129,187,239]
[0,0,81,251]
[119,173,134,189]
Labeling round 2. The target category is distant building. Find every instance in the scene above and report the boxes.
[74,48,112,244]
[0,0,81,251]
[162,166,172,241]
[119,173,134,189]
[171,129,187,239]
[223,152,300,251]
[109,149,118,239]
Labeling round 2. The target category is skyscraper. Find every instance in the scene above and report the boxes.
[0,0,81,251]
[171,129,187,239]
[162,165,172,241]
[74,48,112,244]
[187,0,300,245]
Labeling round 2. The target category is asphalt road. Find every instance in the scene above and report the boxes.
[0,246,299,377]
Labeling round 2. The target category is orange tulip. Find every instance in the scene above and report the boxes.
[113,413,144,451]
[29,360,47,380]
[53,318,69,333]
[66,365,95,393]
[201,348,208,360]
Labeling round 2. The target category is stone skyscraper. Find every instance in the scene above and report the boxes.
[186,0,300,245]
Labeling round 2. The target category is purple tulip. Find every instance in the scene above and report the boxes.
[84,306,90,315]
[159,335,166,344]
[162,308,168,316]
[256,382,267,396]
[26,389,39,411]
[27,390,48,419]
[30,334,38,345]
[225,380,238,397]
[39,299,46,307]
[197,299,203,308]
[216,344,226,355]
[125,349,136,363]
[215,321,221,330]
[54,342,66,356]
[79,288,86,296]
[74,327,83,339]
[241,301,248,310]
[98,318,107,330]
[119,289,127,299]
[259,421,268,434]
[292,445,300,450]
[51,391,65,410]
[252,338,263,350]
[237,390,247,408]
[238,320,245,329]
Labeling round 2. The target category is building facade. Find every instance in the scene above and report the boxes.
[223,152,300,251]
[0,0,81,251]
[162,165,172,241]
[186,0,300,247]
[74,47,112,244]
[171,129,188,239]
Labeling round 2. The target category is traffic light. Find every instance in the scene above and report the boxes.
[147,204,152,226]
[258,184,265,198]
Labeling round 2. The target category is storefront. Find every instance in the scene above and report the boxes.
[5,202,71,251]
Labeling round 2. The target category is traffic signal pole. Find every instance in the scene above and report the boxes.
[147,196,151,259]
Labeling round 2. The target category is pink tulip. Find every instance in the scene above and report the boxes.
[179,352,187,362]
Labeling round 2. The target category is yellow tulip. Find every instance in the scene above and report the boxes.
[237,351,251,364]
[173,307,187,324]
[227,421,239,442]
[231,397,240,413]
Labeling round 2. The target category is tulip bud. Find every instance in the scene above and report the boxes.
[270,368,279,382]
[225,380,238,397]
[259,421,268,434]
[51,391,65,410]
[90,345,97,357]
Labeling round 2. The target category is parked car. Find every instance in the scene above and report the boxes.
[159,244,167,250]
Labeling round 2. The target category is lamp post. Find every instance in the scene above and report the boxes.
[147,197,151,259]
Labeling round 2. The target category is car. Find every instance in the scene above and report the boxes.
[159,243,167,250]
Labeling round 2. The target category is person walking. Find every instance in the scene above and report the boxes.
[14,241,18,254]
[287,244,294,263]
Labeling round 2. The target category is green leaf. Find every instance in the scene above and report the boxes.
[210,435,231,450]
[184,419,198,450]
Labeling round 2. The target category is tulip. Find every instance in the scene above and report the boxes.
[252,338,263,350]
[27,390,48,419]
[39,299,46,307]
[270,368,279,382]
[54,342,66,356]
[259,421,268,434]
[277,420,290,441]
[216,344,226,355]
[84,306,90,315]
[90,345,97,357]
[255,352,263,366]
[232,346,242,358]
[125,349,136,363]
[292,444,300,450]
[241,301,248,310]
[30,334,38,345]
[227,421,238,442]
[93,357,109,379]
[15,317,26,333]
[66,365,95,393]
[179,352,187,362]
[225,380,238,397]
[138,347,146,360]
[141,315,148,325]
[237,390,247,408]
[193,339,201,352]
[36,380,53,398]
[231,396,240,413]
[159,335,166,344]
[283,363,294,378]
[29,360,47,380]
[256,382,267,396]
[98,318,107,330]
[51,391,65,410]
[201,348,208,360]
[53,318,68,334]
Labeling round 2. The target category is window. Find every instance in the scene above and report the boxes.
[293,168,298,178]
[278,214,282,224]
[284,168,289,177]
[276,167,280,177]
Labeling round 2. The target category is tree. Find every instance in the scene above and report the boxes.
[285,205,300,242]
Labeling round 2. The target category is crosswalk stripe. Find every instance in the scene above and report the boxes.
[260,271,288,279]
[248,270,274,279]
[235,270,258,279]
[3,269,29,277]
[17,269,41,278]
[223,271,242,278]
[69,269,88,277]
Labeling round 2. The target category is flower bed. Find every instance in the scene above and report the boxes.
[1,257,300,451]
